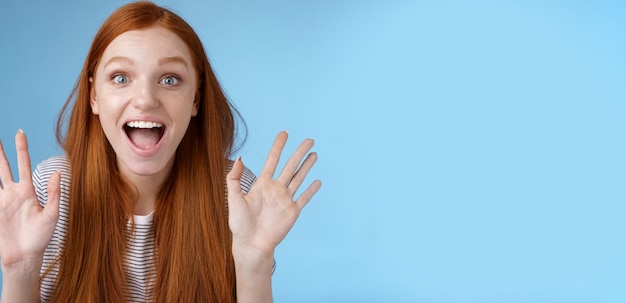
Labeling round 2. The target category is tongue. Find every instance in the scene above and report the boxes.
[128,128,161,149]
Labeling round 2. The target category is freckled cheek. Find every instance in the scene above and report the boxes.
[159,90,196,107]
[96,85,129,102]
[97,115,122,144]
[95,96,129,129]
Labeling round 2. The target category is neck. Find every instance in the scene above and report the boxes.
[119,161,174,216]
[130,175,162,215]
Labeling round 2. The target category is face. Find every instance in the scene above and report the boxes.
[91,26,198,181]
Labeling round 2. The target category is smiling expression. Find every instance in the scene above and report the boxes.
[90,25,198,182]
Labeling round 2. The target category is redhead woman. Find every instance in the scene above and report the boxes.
[0,2,321,302]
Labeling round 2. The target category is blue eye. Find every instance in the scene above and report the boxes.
[160,76,180,86]
[112,74,129,84]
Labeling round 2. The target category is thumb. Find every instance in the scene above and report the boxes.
[226,157,244,201]
[43,170,61,223]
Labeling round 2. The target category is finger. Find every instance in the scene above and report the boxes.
[287,152,318,195]
[0,138,15,184]
[277,138,314,185]
[259,131,288,179]
[15,129,33,184]
[295,180,322,210]
[43,171,61,223]
[226,157,245,203]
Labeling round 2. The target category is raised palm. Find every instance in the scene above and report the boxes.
[0,131,60,268]
[227,131,321,255]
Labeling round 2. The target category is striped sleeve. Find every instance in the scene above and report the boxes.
[33,155,71,208]
[32,156,72,303]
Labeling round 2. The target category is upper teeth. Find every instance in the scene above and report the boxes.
[127,121,163,128]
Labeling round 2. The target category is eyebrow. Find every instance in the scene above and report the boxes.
[102,56,189,70]
[104,56,134,69]
[159,56,189,69]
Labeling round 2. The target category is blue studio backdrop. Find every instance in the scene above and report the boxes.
[1,1,626,302]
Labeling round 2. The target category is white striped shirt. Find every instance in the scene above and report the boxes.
[34,155,256,302]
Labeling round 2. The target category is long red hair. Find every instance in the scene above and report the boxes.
[53,2,241,302]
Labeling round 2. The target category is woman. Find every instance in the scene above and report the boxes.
[0,2,320,302]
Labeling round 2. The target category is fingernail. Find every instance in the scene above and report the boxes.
[237,156,242,163]
[17,129,24,134]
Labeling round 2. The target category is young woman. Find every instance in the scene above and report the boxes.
[0,2,321,302]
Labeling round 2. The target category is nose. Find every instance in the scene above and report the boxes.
[131,78,159,110]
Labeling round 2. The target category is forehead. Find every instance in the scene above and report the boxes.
[100,26,193,65]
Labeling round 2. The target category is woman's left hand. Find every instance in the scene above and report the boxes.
[226,131,321,257]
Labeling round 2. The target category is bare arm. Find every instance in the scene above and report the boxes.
[1,259,43,303]
[231,244,275,302]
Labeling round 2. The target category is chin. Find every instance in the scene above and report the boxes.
[120,157,173,178]
[133,164,170,176]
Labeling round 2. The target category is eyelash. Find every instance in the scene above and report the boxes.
[111,74,129,84]
[108,74,182,86]
[160,75,181,86]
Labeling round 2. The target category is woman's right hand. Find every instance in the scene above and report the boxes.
[0,130,61,270]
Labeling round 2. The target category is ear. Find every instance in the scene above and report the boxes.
[191,91,200,117]
[89,77,99,115]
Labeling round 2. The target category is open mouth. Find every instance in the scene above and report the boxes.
[124,121,165,150]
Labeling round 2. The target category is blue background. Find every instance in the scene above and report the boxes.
[1,1,626,302]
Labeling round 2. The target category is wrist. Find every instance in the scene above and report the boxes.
[232,242,275,275]
[1,257,42,280]
[0,257,42,303]
[231,242,275,302]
